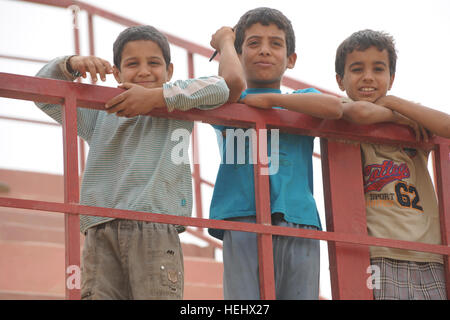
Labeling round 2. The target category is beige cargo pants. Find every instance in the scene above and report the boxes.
[81,219,184,300]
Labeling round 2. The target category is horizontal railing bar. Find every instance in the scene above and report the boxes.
[0,115,59,127]
[0,72,443,147]
[0,196,448,256]
[0,54,49,64]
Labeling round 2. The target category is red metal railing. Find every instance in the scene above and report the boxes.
[2,0,450,300]
[0,72,449,300]
[1,0,325,248]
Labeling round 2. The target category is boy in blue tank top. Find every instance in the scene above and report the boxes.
[209,7,343,299]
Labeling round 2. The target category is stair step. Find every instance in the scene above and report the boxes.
[0,241,65,295]
[0,221,64,243]
[0,207,64,229]
[0,169,63,201]
[0,240,223,300]
[184,256,223,285]
[0,210,215,258]
[0,290,64,300]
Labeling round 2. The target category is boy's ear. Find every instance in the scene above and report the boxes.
[113,65,121,84]
[336,74,345,92]
[166,63,174,82]
[287,52,297,69]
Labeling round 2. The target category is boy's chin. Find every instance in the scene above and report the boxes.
[133,82,162,89]
[360,97,378,103]
[350,95,379,103]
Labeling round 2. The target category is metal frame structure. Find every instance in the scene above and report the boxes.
[2,0,330,248]
[0,0,449,300]
[0,72,449,300]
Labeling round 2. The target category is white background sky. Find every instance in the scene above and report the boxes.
[1,0,449,299]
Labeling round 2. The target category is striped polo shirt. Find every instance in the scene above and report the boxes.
[35,56,229,234]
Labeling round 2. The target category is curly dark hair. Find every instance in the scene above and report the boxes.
[335,29,397,78]
[113,25,171,70]
[234,7,296,57]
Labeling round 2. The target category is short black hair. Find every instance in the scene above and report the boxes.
[335,29,397,78]
[113,25,171,70]
[234,7,295,57]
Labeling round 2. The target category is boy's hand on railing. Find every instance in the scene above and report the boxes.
[68,55,113,82]
[104,83,166,118]
[376,95,430,142]
[393,111,430,142]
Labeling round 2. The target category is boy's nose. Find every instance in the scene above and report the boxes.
[362,71,375,82]
[137,66,151,77]
[258,43,271,56]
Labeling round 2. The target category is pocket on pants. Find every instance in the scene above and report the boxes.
[159,259,183,295]
[144,224,184,299]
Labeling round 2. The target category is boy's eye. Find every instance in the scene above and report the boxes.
[351,68,363,72]
[374,67,385,72]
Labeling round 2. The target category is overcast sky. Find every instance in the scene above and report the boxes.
[1,0,449,299]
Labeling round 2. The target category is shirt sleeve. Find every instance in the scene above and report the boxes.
[292,87,322,94]
[34,56,99,143]
[163,76,229,112]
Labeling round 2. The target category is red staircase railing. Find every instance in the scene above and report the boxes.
[0,72,449,300]
[1,0,333,251]
[1,0,450,300]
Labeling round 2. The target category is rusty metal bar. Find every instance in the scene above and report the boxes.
[0,54,48,64]
[61,93,81,300]
[1,72,450,300]
[253,122,276,299]
[0,73,436,148]
[0,115,59,126]
[4,1,448,301]
[434,138,450,298]
[187,52,195,79]
[1,196,448,256]
[187,52,204,229]
[321,139,372,300]
[192,123,203,224]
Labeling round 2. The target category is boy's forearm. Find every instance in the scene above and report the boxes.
[271,93,343,119]
[218,42,246,103]
[342,101,397,124]
[378,95,450,138]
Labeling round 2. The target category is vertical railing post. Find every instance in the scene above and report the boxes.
[188,51,203,225]
[192,122,203,226]
[321,138,372,299]
[254,123,276,300]
[62,94,81,300]
[70,5,86,176]
[434,139,450,298]
[187,52,195,78]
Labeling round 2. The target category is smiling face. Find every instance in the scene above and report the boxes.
[113,39,173,89]
[239,23,296,89]
[336,46,395,103]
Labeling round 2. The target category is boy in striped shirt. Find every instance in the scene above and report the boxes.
[34,25,232,299]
